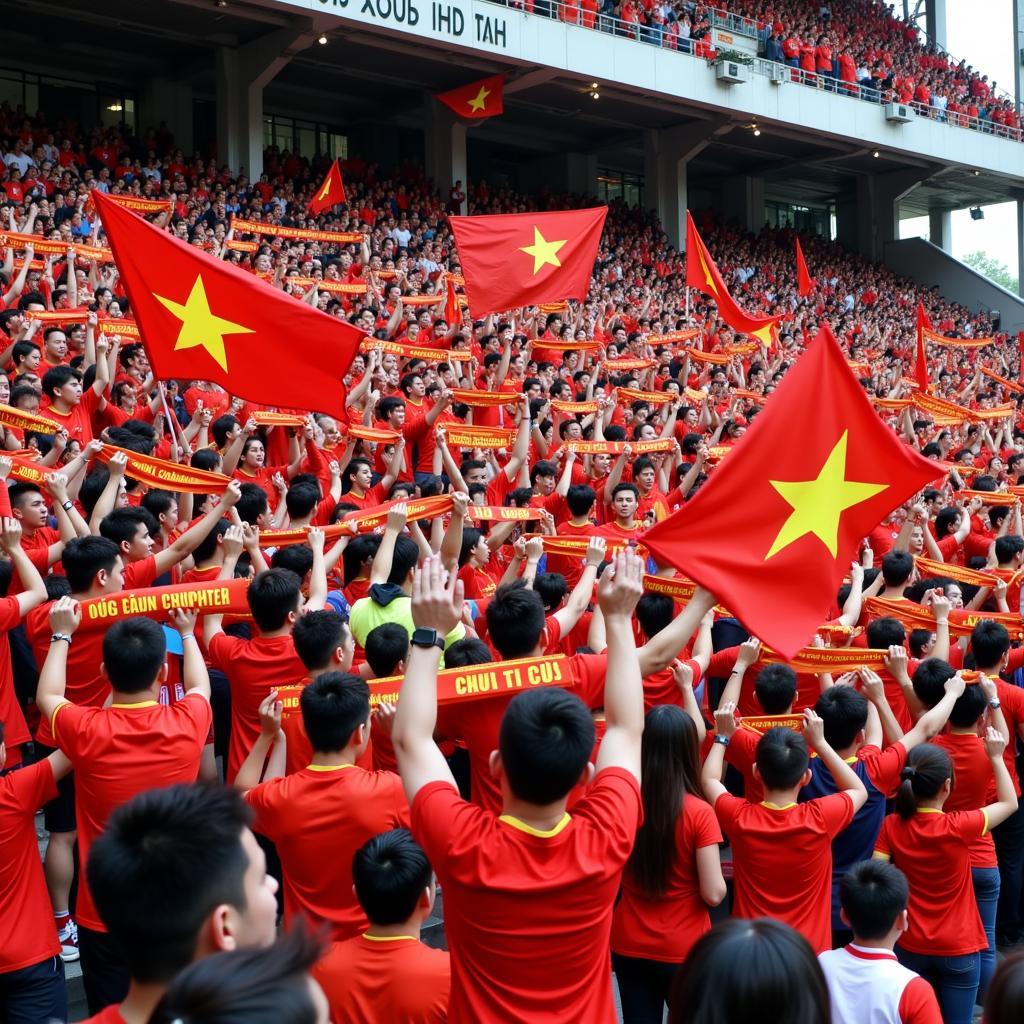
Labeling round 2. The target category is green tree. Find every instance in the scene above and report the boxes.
[961,251,1018,292]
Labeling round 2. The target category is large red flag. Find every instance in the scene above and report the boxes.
[93,191,362,418]
[642,325,941,658]
[685,212,781,346]
[450,207,607,317]
[795,237,814,297]
[435,75,504,120]
[307,159,346,215]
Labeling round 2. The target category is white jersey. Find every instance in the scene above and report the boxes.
[818,945,942,1024]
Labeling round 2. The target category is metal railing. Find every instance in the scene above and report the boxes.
[486,0,1022,142]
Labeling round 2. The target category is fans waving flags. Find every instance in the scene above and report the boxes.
[796,237,815,297]
[435,74,504,119]
[307,158,346,215]
[450,207,607,317]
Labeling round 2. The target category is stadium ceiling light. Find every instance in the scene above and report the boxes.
[318,33,328,44]
[215,0,227,6]
[973,170,981,176]
[872,150,880,157]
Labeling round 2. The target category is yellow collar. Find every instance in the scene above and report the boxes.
[760,801,797,811]
[306,762,355,773]
[110,700,158,709]
[363,933,417,942]
[499,813,571,837]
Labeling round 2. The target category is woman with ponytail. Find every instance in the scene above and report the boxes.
[610,705,726,1023]
[873,733,1018,1024]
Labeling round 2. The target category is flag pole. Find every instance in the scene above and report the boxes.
[157,381,185,458]
[685,286,690,323]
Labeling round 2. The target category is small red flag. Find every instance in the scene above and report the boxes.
[93,191,362,419]
[642,325,941,658]
[795,237,814,297]
[443,274,460,326]
[685,212,780,347]
[450,207,607,317]
[307,159,346,215]
[435,75,504,120]
[914,301,931,392]
[916,300,932,333]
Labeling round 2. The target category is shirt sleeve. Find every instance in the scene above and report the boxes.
[951,809,988,840]
[813,791,857,838]
[12,758,58,812]
[50,701,88,758]
[568,652,608,707]
[693,798,724,848]
[711,791,744,834]
[860,742,907,797]
[706,646,740,677]
[244,780,283,841]
[0,595,21,631]
[124,555,158,590]
[410,780,483,877]
[874,817,893,860]
[898,975,944,1024]
[573,767,643,861]
[725,728,758,772]
[208,632,242,670]
[175,691,213,739]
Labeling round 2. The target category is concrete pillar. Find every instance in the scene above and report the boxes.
[140,77,193,154]
[644,119,728,249]
[216,21,322,179]
[928,208,952,253]
[720,175,765,234]
[423,97,467,201]
[856,169,929,262]
[924,0,947,49]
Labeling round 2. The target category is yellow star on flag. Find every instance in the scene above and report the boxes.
[519,227,567,276]
[765,431,887,560]
[467,85,490,113]
[751,321,777,346]
[695,246,719,296]
[154,275,254,372]
[317,179,332,200]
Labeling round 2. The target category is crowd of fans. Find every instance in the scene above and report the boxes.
[5,107,1024,1024]
[500,0,1023,137]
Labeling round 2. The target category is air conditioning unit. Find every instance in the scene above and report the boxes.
[715,61,750,84]
[884,102,914,123]
[769,64,788,85]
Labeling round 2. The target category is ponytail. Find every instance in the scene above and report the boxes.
[894,744,953,820]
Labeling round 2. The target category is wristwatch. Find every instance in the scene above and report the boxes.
[988,699,1002,710]
[713,734,731,747]
[411,627,445,651]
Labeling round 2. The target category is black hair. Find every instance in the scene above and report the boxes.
[895,743,952,820]
[839,860,910,940]
[668,918,831,1024]
[62,535,121,593]
[755,727,809,790]
[628,706,703,899]
[300,671,370,752]
[498,689,595,804]
[192,447,222,473]
[972,619,1011,670]
[193,518,230,564]
[351,828,432,926]
[388,535,419,586]
[485,581,547,659]
[41,364,80,400]
[271,545,313,580]
[947,681,987,728]
[995,535,1024,565]
[458,527,484,568]
[814,686,869,750]
[754,664,797,714]
[881,550,913,588]
[934,506,961,538]
[284,482,320,521]
[565,483,596,518]
[99,507,158,549]
[247,569,301,632]
[865,617,905,649]
[377,395,405,421]
[87,783,253,984]
[443,637,493,668]
[149,925,323,1024]
[102,618,167,692]
[292,609,348,672]
[532,573,568,613]
[211,414,238,449]
[908,628,933,658]
[342,535,380,587]
[235,483,268,526]
[529,460,557,485]
[636,593,674,640]
[140,489,177,522]
[364,623,408,678]
[911,657,955,710]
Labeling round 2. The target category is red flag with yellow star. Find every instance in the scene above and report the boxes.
[685,212,781,346]
[93,190,362,418]
[450,207,607,317]
[307,159,346,215]
[642,325,941,658]
[435,75,504,120]
[795,237,814,297]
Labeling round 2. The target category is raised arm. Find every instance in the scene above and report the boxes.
[981,728,1019,831]
[804,708,868,813]
[392,554,463,801]
[36,597,81,724]
[234,691,286,795]
[152,481,241,576]
[369,503,408,586]
[168,609,210,701]
[638,585,717,676]
[594,549,646,781]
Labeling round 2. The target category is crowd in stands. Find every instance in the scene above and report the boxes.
[6,108,1024,1024]
[499,0,1023,137]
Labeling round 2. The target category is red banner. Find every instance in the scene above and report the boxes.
[230,218,364,244]
[77,578,251,630]
[449,389,517,408]
[444,425,516,449]
[251,411,306,428]
[466,506,543,522]
[562,438,674,455]
[0,404,61,435]
[94,446,231,494]
[367,654,576,709]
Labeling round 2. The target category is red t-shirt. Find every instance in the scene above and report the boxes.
[410,768,642,1024]
[207,631,306,782]
[79,1006,125,1023]
[543,521,596,588]
[313,934,450,1024]
[875,808,988,956]
[610,794,721,962]
[713,792,855,953]
[435,652,608,815]
[51,694,211,931]
[246,764,410,941]
[27,556,159,746]
[0,597,27,749]
[932,732,997,868]
[41,387,102,445]
[0,759,60,971]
